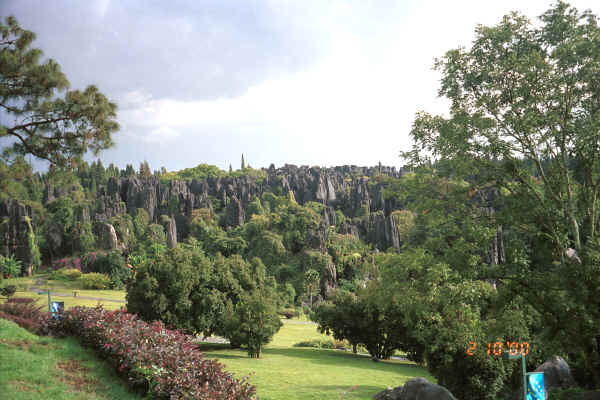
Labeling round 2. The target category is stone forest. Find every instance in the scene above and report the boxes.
[2,2,600,400]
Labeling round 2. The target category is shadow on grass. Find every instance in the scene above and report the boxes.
[202,346,429,375]
[195,342,231,351]
[264,347,424,369]
[305,384,388,397]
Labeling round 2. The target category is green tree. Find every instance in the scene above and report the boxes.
[304,268,319,307]
[311,286,411,359]
[0,254,22,278]
[126,246,208,333]
[403,1,600,385]
[0,17,118,167]
[221,257,283,358]
[224,288,282,358]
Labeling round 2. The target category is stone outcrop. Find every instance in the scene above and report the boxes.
[34,165,411,254]
[95,222,119,250]
[535,356,576,395]
[166,216,177,249]
[374,378,457,400]
[72,165,406,252]
[0,200,37,275]
[357,211,401,252]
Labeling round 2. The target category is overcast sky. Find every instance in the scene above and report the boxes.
[2,0,600,172]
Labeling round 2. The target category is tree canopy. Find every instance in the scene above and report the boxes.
[0,16,119,168]
[403,0,600,390]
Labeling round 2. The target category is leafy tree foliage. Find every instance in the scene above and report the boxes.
[304,268,319,307]
[312,286,411,360]
[86,251,131,289]
[127,245,283,348]
[222,258,282,358]
[0,16,118,167]
[403,1,600,388]
[0,254,22,278]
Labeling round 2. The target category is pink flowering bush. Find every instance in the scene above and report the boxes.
[46,306,256,399]
[81,252,97,272]
[51,257,82,271]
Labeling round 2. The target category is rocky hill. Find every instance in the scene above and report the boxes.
[2,164,410,272]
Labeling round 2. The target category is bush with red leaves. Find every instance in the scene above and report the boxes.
[7,297,36,304]
[0,301,44,333]
[48,306,256,399]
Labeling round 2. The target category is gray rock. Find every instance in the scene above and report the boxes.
[0,200,38,275]
[47,222,64,255]
[166,216,177,249]
[358,211,401,252]
[374,378,457,400]
[374,386,403,400]
[535,356,576,395]
[96,223,119,250]
[224,195,245,227]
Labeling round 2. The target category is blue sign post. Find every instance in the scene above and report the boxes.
[51,301,64,319]
[526,372,545,400]
[503,351,544,400]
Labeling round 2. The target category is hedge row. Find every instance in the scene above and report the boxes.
[0,302,256,400]
[46,306,256,399]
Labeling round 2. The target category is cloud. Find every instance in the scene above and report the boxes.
[0,0,327,102]
[3,0,600,172]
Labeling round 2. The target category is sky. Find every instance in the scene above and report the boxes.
[2,0,600,173]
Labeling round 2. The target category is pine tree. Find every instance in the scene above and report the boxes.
[0,16,119,167]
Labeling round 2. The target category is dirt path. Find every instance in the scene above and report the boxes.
[28,277,125,303]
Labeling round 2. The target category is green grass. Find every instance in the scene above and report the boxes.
[201,320,434,400]
[0,318,142,400]
[1,273,126,311]
[2,275,433,399]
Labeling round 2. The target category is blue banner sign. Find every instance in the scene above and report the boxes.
[51,301,64,319]
[526,372,545,400]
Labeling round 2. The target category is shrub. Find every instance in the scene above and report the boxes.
[49,268,82,281]
[47,306,256,399]
[279,308,296,319]
[0,300,44,333]
[81,251,98,272]
[86,251,130,289]
[7,297,35,304]
[0,285,17,298]
[78,273,111,289]
[293,339,337,349]
[0,255,22,278]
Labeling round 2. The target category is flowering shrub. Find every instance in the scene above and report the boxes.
[7,297,36,304]
[85,251,130,289]
[52,257,82,271]
[0,300,45,333]
[49,306,256,399]
[81,252,97,272]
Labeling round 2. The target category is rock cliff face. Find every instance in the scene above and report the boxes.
[83,164,406,252]
[0,200,36,275]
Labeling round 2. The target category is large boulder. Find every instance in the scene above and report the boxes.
[535,356,576,395]
[374,378,457,400]
[96,223,119,250]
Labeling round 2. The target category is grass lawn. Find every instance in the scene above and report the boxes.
[0,318,142,400]
[201,320,434,400]
[1,274,126,311]
[2,274,434,399]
